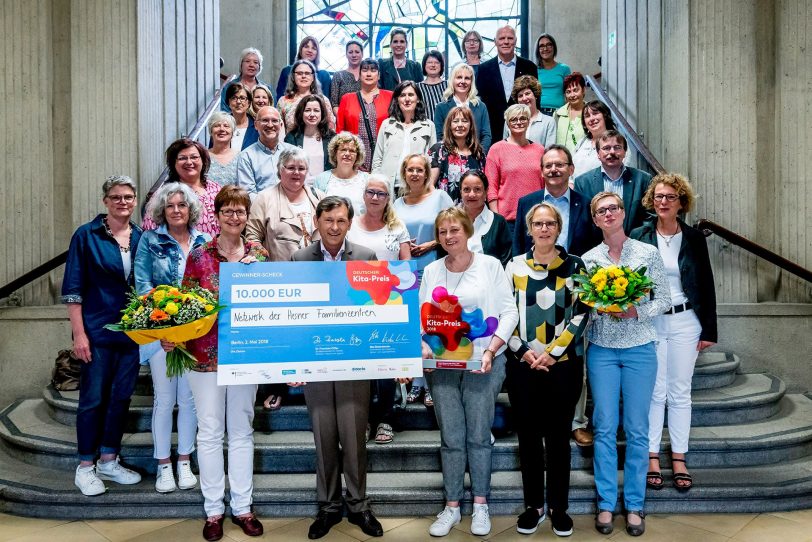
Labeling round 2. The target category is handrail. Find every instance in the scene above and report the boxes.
[695,219,812,283]
[0,74,237,302]
[584,74,666,175]
[142,73,238,209]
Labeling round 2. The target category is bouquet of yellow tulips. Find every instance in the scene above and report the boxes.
[105,284,223,377]
[572,265,653,313]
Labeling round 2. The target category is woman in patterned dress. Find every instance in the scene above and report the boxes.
[429,105,486,204]
[505,202,588,536]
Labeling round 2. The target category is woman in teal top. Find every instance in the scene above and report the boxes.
[535,34,571,116]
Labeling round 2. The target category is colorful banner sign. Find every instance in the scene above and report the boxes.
[217,260,423,384]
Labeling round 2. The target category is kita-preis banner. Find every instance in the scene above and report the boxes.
[217,260,423,384]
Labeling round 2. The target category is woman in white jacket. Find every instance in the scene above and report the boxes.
[372,80,436,190]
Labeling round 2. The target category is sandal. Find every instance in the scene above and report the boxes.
[262,394,282,411]
[423,389,434,407]
[406,386,423,404]
[374,423,394,444]
[671,457,693,492]
[646,454,664,490]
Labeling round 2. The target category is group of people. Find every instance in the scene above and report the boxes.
[61,23,718,542]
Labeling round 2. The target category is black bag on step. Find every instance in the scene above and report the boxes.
[51,349,82,391]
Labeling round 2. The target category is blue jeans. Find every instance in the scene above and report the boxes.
[426,353,506,501]
[77,344,140,461]
[586,342,657,512]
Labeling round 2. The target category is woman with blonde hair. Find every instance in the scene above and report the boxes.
[312,132,369,215]
[433,63,492,152]
[249,84,274,117]
[207,112,239,186]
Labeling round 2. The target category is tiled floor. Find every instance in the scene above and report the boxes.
[1,510,811,542]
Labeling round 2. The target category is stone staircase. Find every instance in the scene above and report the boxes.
[1,352,812,519]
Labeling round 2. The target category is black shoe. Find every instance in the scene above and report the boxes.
[550,510,573,537]
[516,507,545,534]
[595,510,614,535]
[347,510,383,537]
[625,511,646,537]
[308,510,342,539]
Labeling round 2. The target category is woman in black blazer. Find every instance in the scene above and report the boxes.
[378,27,423,91]
[630,173,717,493]
[283,94,335,177]
[458,170,512,266]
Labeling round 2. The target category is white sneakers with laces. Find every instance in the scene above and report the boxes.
[75,465,106,496]
[176,459,198,490]
[155,463,177,493]
[429,505,461,537]
[96,457,141,485]
[471,503,492,536]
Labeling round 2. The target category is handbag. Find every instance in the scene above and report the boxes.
[356,91,376,158]
[51,349,82,391]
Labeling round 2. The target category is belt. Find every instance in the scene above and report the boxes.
[665,301,692,315]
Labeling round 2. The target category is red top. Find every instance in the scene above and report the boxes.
[182,237,269,372]
[336,90,393,136]
[485,141,545,221]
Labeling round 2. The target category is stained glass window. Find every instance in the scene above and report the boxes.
[292,0,527,73]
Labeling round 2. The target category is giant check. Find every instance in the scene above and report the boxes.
[217,260,423,385]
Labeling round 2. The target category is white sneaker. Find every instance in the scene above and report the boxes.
[176,460,197,490]
[96,457,141,485]
[471,503,491,536]
[429,505,461,537]
[155,463,177,493]
[75,465,106,496]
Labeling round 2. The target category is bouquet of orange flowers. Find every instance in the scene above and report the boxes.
[105,284,224,377]
[572,265,653,313]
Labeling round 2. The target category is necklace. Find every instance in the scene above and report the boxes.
[445,252,474,295]
[217,239,243,256]
[656,225,680,247]
[103,217,131,252]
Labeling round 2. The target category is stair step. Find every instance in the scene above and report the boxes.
[1,437,810,519]
[692,352,740,390]
[43,369,779,436]
[6,394,812,473]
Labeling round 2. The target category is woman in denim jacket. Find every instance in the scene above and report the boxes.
[134,182,210,493]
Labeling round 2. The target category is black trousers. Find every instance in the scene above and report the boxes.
[506,352,583,512]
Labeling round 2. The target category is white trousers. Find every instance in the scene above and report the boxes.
[149,350,197,459]
[648,309,702,454]
[187,371,257,517]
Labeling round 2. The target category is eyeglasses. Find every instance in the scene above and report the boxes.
[599,145,624,153]
[283,165,308,174]
[508,116,529,124]
[230,96,249,102]
[219,209,247,218]
[593,204,622,217]
[257,118,282,126]
[294,71,314,77]
[542,162,571,170]
[531,220,558,230]
[364,189,389,199]
[464,38,480,44]
[538,43,554,49]
[176,155,201,163]
[653,194,680,202]
[339,148,358,155]
[106,194,135,203]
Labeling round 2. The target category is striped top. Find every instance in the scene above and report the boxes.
[416,80,448,123]
[506,249,588,361]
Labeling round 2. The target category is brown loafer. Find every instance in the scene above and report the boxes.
[232,512,264,537]
[203,515,224,541]
[572,428,594,447]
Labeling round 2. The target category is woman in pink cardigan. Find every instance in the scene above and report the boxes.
[485,104,545,238]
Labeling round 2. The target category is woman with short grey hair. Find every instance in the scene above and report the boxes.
[62,175,143,496]
[135,181,210,493]
[220,47,268,111]
[208,111,239,186]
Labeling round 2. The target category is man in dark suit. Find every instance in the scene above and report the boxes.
[290,196,382,540]
[476,25,538,142]
[573,130,652,234]
[513,144,597,257]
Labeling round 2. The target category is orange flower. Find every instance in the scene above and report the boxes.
[149,309,170,322]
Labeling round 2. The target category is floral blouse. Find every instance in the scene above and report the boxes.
[143,179,223,237]
[428,142,486,204]
[181,237,269,372]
